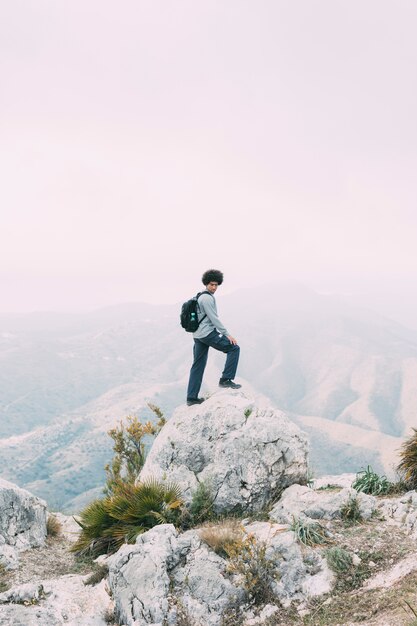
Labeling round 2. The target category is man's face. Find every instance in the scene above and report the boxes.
[206,281,219,294]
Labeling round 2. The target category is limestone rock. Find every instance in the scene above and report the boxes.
[140,391,308,514]
[269,484,377,523]
[0,574,110,625]
[378,490,417,538]
[0,478,47,570]
[108,524,244,626]
[243,522,334,604]
[108,521,334,626]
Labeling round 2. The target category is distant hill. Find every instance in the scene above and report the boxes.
[0,283,415,511]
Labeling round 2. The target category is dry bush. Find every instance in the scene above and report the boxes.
[199,519,243,557]
[225,533,279,606]
[84,563,109,586]
[47,514,62,537]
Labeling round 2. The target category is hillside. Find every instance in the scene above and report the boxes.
[1,283,416,510]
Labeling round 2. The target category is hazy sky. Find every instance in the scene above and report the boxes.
[1,1,416,318]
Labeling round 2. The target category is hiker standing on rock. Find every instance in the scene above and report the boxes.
[185,269,241,406]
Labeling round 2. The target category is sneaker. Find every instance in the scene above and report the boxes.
[186,397,205,406]
[219,379,242,389]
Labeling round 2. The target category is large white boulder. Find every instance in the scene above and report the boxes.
[140,391,308,514]
[0,478,47,570]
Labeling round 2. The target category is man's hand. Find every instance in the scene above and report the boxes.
[227,335,238,345]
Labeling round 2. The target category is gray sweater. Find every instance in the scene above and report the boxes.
[193,292,230,339]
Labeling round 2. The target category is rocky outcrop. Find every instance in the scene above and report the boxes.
[108,522,334,626]
[0,478,47,570]
[140,391,308,514]
[108,524,244,626]
[269,484,377,524]
[0,575,110,625]
[378,490,417,539]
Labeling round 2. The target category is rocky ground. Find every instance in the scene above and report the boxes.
[2,394,417,626]
[1,494,417,626]
[1,488,417,625]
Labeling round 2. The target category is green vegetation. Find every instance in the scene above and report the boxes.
[290,516,327,546]
[72,407,185,557]
[104,404,165,496]
[398,428,417,489]
[352,465,392,495]
[225,533,278,605]
[187,480,216,525]
[72,478,182,556]
[326,546,353,574]
[340,495,363,524]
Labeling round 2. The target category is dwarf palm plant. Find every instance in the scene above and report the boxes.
[397,428,417,489]
[72,478,183,556]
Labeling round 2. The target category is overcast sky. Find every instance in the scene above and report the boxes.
[1,1,416,322]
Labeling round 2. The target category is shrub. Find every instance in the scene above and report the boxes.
[290,516,327,546]
[186,480,216,526]
[199,519,243,557]
[340,496,362,524]
[104,405,166,496]
[397,428,417,489]
[225,533,279,605]
[47,514,62,537]
[72,478,183,556]
[352,466,392,495]
[326,546,353,574]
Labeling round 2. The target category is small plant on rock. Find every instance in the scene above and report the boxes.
[326,546,353,574]
[225,533,279,605]
[290,516,327,546]
[184,480,216,527]
[352,465,392,495]
[398,428,417,489]
[340,495,363,524]
[104,405,166,496]
[47,514,62,537]
[84,563,109,586]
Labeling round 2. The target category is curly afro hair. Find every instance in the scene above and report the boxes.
[202,269,224,286]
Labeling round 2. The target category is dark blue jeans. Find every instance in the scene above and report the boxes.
[187,329,240,400]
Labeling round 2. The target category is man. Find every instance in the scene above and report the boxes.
[186,269,241,406]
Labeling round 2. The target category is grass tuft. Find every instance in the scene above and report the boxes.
[47,514,62,537]
[326,546,353,574]
[290,516,328,546]
[199,519,243,557]
[84,563,109,586]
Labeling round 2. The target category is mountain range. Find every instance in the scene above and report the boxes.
[1,283,416,511]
